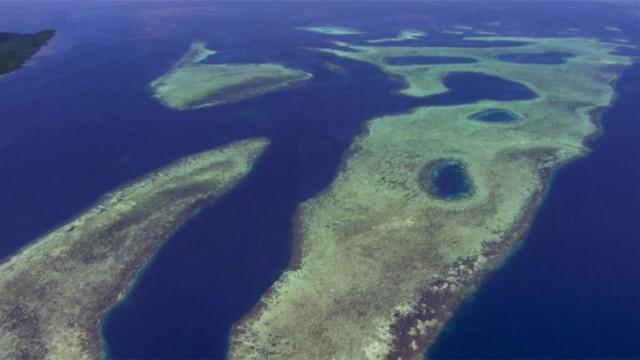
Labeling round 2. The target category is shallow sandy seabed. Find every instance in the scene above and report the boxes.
[612,38,631,44]
[473,30,500,36]
[0,138,269,360]
[297,26,364,36]
[441,29,466,35]
[229,36,633,360]
[151,42,312,111]
[367,30,425,44]
[452,25,475,31]
[604,26,623,33]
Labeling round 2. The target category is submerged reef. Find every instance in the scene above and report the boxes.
[229,36,633,359]
[0,30,55,75]
[0,138,269,360]
[297,26,363,36]
[367,30,425,44]
[442,29,466,35]
[151,42,312,110]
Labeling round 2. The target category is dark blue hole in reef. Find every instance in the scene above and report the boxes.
[383,56,478,65]
[468,108,518,123]
[419,159,473,200]
[495,51,575,65]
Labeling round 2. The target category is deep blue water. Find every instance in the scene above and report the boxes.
[469,108,519,123]
[496,51,575,65]
[0,2,638,359]
[429,61,640,359]
[384,56,478,65]
[430,161,472,200]
[440,71,537,102]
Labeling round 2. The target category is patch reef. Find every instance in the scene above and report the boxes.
[151,42,312,110]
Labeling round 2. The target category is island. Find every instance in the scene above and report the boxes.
[0,138,269,360]
[151,42,312,110]
[0,30,55,75]
[229,36,633,359]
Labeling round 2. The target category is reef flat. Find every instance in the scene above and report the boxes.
[0,138,269,360]
[367,30,425,44]
[442,29,466,35]
[151,42,312,110]
[0,30,54,75]
[297,26,363,36]
[229,36,633,359]
[316,36,632,99]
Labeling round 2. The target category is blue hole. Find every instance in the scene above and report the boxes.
[420,160,473,200]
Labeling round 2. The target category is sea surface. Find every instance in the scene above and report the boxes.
[0,2,637,358]
[429,61,640,359]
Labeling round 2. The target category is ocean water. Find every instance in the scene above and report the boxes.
[429,161,473,200]
[429,62,640,359]
[0,2,637,358]
[495,51,575,65]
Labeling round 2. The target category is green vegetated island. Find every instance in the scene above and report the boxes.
[0,138,269,359]
[151,42,312,110]
[0,30,55,75]
[229,34,634,359]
